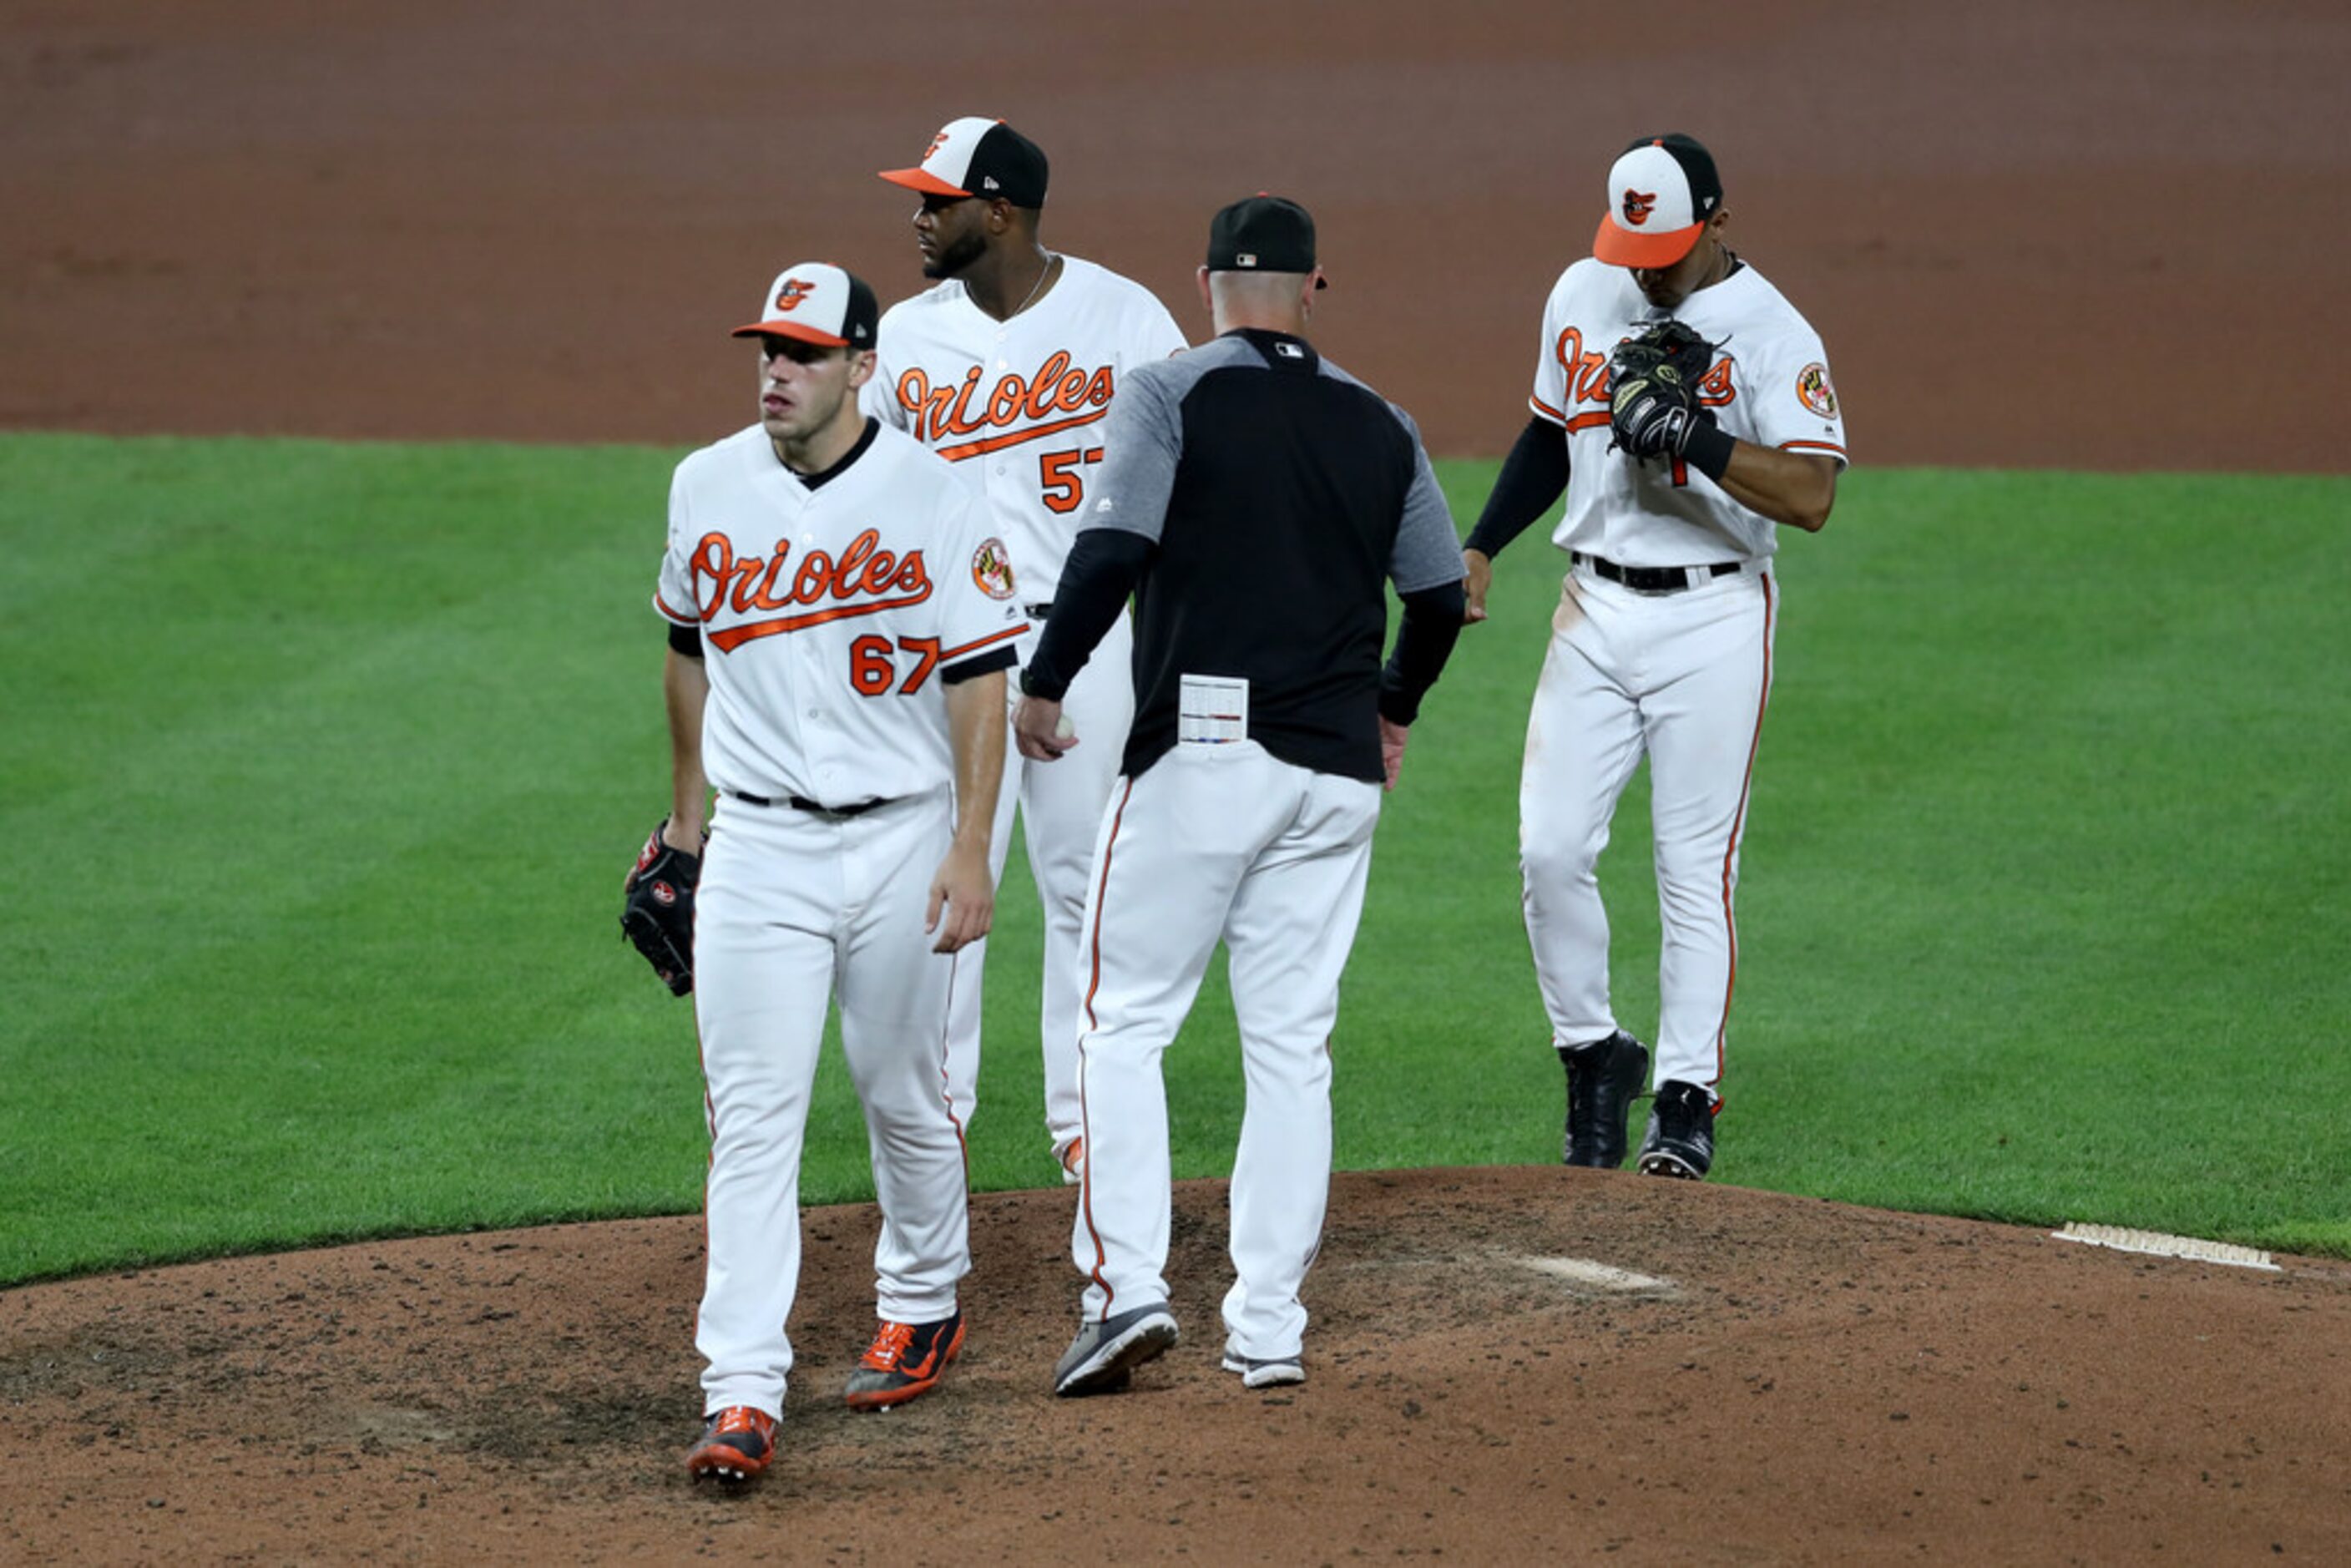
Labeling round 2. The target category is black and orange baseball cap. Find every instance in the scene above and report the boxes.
[730,263,879,348]
[1592,134,1722,269]
[879,117,1049,209]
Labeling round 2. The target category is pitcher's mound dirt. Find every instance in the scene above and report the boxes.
[3,1168,2346,1562]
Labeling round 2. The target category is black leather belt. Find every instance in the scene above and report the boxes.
[1024,601,1054,620]
[1575,552,1743,594]
[727,790,892,817]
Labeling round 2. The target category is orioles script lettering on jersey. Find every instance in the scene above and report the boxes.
[690,528,935,653]
[891,352,1117,458]
[860,245,1188,1173]
[1550,325,1737,432]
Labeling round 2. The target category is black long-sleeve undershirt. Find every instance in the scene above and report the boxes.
[1020,527,1155,702]
[1463,414,1570,559]
[1378,579,1467,726]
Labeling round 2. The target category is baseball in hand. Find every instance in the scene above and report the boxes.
[1055,716,1076,739]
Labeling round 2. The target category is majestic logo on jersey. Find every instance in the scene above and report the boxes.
[773,279,817,312]
[688,529,933,653]
[1796,362,1838,419]
[893,352,1117,461]
[971,538,1017,601]
[1621,188,1657,226]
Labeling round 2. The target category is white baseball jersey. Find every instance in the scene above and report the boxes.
[859,255,1183,1162]
[1529,257,1848,565]
[1514,250,1848,1130]
[862,255,1186,600]
[653,422,1029,804]
[658,416,1019,1420]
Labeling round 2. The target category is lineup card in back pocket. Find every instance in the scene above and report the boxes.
[1176,674,1248,744]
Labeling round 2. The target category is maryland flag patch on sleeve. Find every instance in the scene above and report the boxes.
[1796,362,1839,419]
[972,538,1018,600]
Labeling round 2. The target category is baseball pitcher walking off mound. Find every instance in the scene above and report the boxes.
[1013,196,1466,1397]
[1464,134,1848,1181]
[866,118,1187,1182]
[637,263,1025,1485]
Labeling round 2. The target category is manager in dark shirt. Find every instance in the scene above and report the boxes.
[1013,195,1466,1399]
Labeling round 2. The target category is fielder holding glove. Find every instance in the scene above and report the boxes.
[632,261,1023,1485]
[1463,133,1848,1181]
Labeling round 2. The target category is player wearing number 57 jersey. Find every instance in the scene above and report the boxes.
[1464,134,1848,1184]
[865,117,1188,1181]
[655,263,1025,1484]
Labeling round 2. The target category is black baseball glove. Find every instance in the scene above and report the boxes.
[1608,320,1721,460]
[620,821,700,996]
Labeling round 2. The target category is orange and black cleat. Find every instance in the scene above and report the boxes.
[685,1405,777,1484]
[843,1311,965,1410]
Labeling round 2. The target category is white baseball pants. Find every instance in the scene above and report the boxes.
[691,791,972,1419]
[1069,740,1381,1363]
[943,611,1135,1158]
[1519,563,1776,1095]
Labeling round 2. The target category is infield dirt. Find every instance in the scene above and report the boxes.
[4,2,2348,1560]
[6,1172,2350,1561]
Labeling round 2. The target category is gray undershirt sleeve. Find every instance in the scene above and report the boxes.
[1024,352,1207,702]
[1385,405,1467,594]
[1077,355,1187,545]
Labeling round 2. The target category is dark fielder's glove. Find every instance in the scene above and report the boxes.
[620,822,700,996]
[1613,317,1716,387]
[1608,320,1721,460]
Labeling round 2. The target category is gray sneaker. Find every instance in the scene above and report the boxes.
[1220,1350,1304,1389]
[1052,1303,1179,1397]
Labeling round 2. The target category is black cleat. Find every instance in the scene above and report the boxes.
[1638,1080,1716,1180]
[1559,1029,1649,1168]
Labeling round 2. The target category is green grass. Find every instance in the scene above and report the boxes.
[1,434,2343,1284]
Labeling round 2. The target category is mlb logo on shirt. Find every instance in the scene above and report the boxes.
[1275,342,1305,360]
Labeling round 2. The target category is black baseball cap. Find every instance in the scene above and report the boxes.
[1206,195,1327,287]
[730,263,880,349]
[879,117,1049,209]
[1593,133,1722,268]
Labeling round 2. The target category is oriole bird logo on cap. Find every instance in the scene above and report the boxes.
[773,279,817,311]
[1621,189,1656,226]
